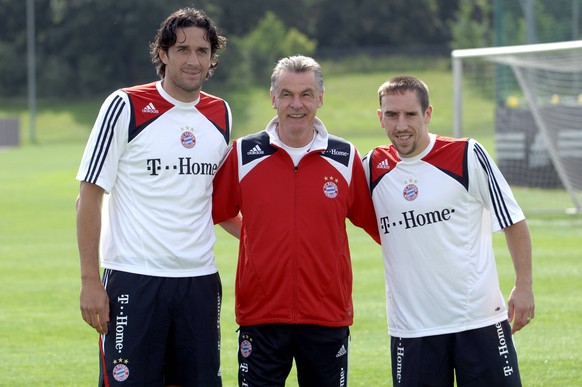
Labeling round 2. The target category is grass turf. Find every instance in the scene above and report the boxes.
[1,141,581,386]
[1,68,581,385]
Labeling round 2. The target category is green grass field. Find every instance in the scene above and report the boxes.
[1,69,581,385]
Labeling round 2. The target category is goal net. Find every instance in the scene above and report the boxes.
[452,40,582,213]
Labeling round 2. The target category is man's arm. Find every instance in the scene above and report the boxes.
[76,181,109,334]
[349,151,381,244]
[219,212,242,239]
[504,219,534,333]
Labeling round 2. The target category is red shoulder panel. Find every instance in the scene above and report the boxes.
[422,136,468,178]
[123,82,174,128]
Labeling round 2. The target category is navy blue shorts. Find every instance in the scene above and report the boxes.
[237,324,350,387]
[390,320,522,387]
[98,269,222,386]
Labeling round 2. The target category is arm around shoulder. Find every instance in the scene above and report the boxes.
[219,212,242,239]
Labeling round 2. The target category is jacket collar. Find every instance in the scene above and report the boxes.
[265,116,329,152]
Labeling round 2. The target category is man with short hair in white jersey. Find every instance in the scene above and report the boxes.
[362,75,535,386]
[76,8,235,386]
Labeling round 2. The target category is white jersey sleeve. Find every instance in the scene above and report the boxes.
[77,90,130,193]
[468,139,525,232]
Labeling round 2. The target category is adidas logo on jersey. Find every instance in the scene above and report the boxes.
[247,145,264,156]
[142,102,159,114]
[336,344,347,358]
[376,159,390,170]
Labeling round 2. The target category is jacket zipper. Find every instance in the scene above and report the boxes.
[292,164,298,324]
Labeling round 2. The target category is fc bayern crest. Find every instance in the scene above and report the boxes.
[181,131,196,149]
[240,340,253,358]
[113,363,130,382]
[403,183,419,201]
[323,181,339,198]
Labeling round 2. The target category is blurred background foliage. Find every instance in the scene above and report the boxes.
[0,0,579,99]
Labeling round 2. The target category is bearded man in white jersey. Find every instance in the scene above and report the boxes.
[362,75,534,387]
[76,8,235,386]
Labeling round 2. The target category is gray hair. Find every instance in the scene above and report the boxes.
[270,55,324,93]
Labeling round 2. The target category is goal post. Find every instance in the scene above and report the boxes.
[452,40,582,213]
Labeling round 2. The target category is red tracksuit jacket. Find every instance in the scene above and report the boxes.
[213,118,380,327]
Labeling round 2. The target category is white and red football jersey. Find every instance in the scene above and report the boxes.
[77,81,231,277]
[363,133,525,338]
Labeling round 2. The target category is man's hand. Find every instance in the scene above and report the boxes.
[80,278,110,334]
[507,284,535,334]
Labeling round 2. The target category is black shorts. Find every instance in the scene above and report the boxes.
[238,324,350,387]
[391,320,522,387]
[98,269,222,386]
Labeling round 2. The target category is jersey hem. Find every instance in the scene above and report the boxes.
[236,318,354,328]
[101,264,218,278]
[388,313,508,338]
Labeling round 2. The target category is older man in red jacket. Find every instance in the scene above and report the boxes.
[213,55,380,387]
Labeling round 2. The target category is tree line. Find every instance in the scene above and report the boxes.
[0,0,576,98]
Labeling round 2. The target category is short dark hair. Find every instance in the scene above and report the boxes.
[378,75,430,113]
[150,8,226,79]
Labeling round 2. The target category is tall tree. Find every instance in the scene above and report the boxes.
[449,0,492,49]
[0,0,467,98]
[0,0,29,96]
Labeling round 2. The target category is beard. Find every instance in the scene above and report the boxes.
[395,142,417,157]
[166,65,209,95]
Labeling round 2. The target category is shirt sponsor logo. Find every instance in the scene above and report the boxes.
[379,208,455,234]
[146,158,218,176]
[326,148,349,157]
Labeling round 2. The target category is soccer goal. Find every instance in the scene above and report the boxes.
[452,40,582,213]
